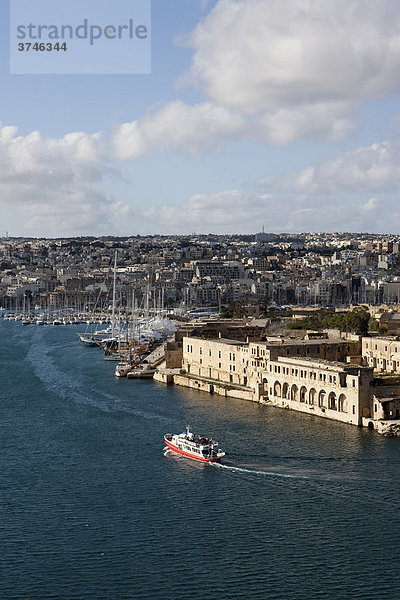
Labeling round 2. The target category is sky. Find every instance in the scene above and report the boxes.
[2,0,400,237]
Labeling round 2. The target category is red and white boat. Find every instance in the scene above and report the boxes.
[164,426,225,463]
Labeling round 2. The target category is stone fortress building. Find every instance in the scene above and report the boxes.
[156,325,400,432]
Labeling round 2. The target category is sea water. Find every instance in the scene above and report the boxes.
[1,319,400,600]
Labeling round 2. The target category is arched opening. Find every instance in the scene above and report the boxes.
[309,388,316,405]
[291,384,298,402]
[328,392,337,410]
[282,382,290,399]
[300,386,307,403]
[274,381,281,397]
[318,390,326,408]
[338,394,347,412]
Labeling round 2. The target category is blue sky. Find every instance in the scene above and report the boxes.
[1,0,400,237]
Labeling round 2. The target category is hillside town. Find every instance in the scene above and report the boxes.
[2,231,400,312]
[3,231,400,436]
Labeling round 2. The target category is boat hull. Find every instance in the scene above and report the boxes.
[127,369,155,379]
[164,437,223,463]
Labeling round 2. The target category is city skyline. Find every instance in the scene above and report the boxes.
[1,0,400,237]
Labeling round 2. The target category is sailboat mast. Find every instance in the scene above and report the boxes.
[111,251,117,339]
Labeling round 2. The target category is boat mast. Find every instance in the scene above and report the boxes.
[111,251,117,339]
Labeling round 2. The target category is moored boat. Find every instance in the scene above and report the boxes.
[115,361,134,377]
[126,365,155,378]
[164,426,225,463]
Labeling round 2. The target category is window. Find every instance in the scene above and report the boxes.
[218,351,221,359]
[209,349,212,357]
[352,406,355,415]
[200,347,202,355]
[218,362,221,369]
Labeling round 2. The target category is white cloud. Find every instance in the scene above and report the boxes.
[112,97,361,159]
[137,135,400,234]
[292,140,400,193]
[109,1,400,157]
[0,124,123,236]
[189,0,400,112]
[163,0,400,144]
[140,186,392,234]
[361,197,380,213]
[113,101,245,160]
[142,188,271,231]
[259,102,360,144]
[2,121,399,236]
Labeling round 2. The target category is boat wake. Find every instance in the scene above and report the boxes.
[212,462,311,480]
[163,450,312,480]
[26,330,170,421]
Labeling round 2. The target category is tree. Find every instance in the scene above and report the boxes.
[346,306,370,335]
[220,301,246,319]
[368,318,380,332]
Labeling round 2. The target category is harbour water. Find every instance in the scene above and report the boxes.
[1,318,400,600]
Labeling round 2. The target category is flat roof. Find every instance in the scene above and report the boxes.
[251,338,352,347]
[183,336,246,346]
[275,355,369,371]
